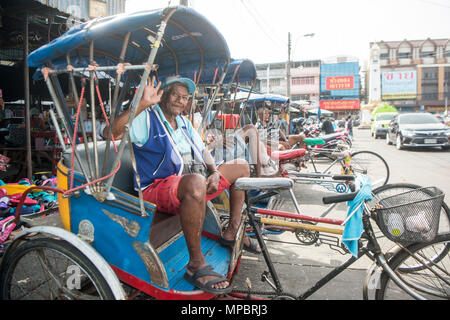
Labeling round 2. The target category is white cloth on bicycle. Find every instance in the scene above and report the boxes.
[342,175,373,257]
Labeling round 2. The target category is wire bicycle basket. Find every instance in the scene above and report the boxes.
[375,187,444,245]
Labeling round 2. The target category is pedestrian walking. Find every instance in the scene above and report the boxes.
[346,115,353,140]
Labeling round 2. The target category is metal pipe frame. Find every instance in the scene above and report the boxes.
[237,78,257,128]
[24,12,32,179]
[102,32,131,178]
[44,74,93,188]
[199,61,230,136]
[48,109,67,153]
[66,54,96,185]
[89,41,101,194]
[258,217,343,235]
[212,65,242,134]
[104,8,178,200]
[48,64,151,74]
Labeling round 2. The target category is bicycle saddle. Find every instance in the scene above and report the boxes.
[234,177,294,191]
[320,132,344,143]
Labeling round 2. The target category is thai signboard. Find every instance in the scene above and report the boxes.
[381,70,417,100]
[320,100,360,110]
[325,76,355,90]
[320,62,360,100]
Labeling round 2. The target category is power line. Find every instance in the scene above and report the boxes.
[239,0,286,54]
[414,0,450,9]
[245,0,287,47]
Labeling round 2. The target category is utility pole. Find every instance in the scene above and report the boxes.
[445,96,448,116]
[286,32,291,100]
[286,32,292,132]
[24,12,32,180]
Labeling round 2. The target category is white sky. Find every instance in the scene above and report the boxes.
[125,0,450,65]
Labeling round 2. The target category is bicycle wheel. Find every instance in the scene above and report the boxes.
[316,150,389,188]
[349,151,390,188]
[0,237,116,300]
[375,232,450,300]
[342,136,352,148]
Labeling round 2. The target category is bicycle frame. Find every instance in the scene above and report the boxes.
[240,188,427,300]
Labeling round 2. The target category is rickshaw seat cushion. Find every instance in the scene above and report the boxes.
[62,140,137,195]
[320,133,343,143]
[270,149,306,161]
[234,177,294,191]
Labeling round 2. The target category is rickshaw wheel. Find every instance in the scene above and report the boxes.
[0,237,115,300]
[271,294,296,300]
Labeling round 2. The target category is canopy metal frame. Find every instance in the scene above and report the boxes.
[38,7,231,217]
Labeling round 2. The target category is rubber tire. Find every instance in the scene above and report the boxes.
[386,132,392,145]
[396,134,403,150]
[0,237,116,300]
[343,136,352,148]
[350,150,390,186]
[375,233,450,300]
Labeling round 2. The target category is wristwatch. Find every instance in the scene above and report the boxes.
[208,169,220,178]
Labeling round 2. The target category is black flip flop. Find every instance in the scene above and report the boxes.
[243,237,261,254]
[219,236,261,254]
[183,265,232,294]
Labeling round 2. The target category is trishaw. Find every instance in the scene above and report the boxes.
[229,92,390,190]
[0,6,448,301]
[0,6,243,300]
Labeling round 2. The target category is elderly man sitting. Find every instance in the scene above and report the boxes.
[108,76,259,294]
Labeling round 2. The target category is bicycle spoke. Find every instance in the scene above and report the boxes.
[376,234,450,300]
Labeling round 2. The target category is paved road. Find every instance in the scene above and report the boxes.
[232,127,450,300]
[2,127,448,301]
[354,128,450,196]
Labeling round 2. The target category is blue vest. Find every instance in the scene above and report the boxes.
[132,108,184,190]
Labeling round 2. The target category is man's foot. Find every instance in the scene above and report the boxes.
[260,159,279,177]
[184,264,231,294]
[220,229,261,254]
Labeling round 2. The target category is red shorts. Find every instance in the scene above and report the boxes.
[142,173,231,215]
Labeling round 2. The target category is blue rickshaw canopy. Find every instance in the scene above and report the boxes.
[27,6,231,83]
[194,58,256,85]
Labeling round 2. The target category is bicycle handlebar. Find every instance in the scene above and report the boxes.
[322,191,358,204]
[331,174,355,181]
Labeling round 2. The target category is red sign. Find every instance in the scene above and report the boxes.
[217,114,240,129]
[320,100,360,110]
[325,76,355,90]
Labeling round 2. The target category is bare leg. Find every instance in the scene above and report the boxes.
[178,174,229,290]
[238,125,274,177]
[217,159,257,249]
[287,134,306,148]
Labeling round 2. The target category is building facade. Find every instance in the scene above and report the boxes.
[255,60,321,107]
[369,38,450,113]
[291,60,321,108]
[35,0,126,20]
[256,62,286,96]
[319,59,360,118]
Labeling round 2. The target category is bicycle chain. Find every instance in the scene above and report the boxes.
[230,289,297,300]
